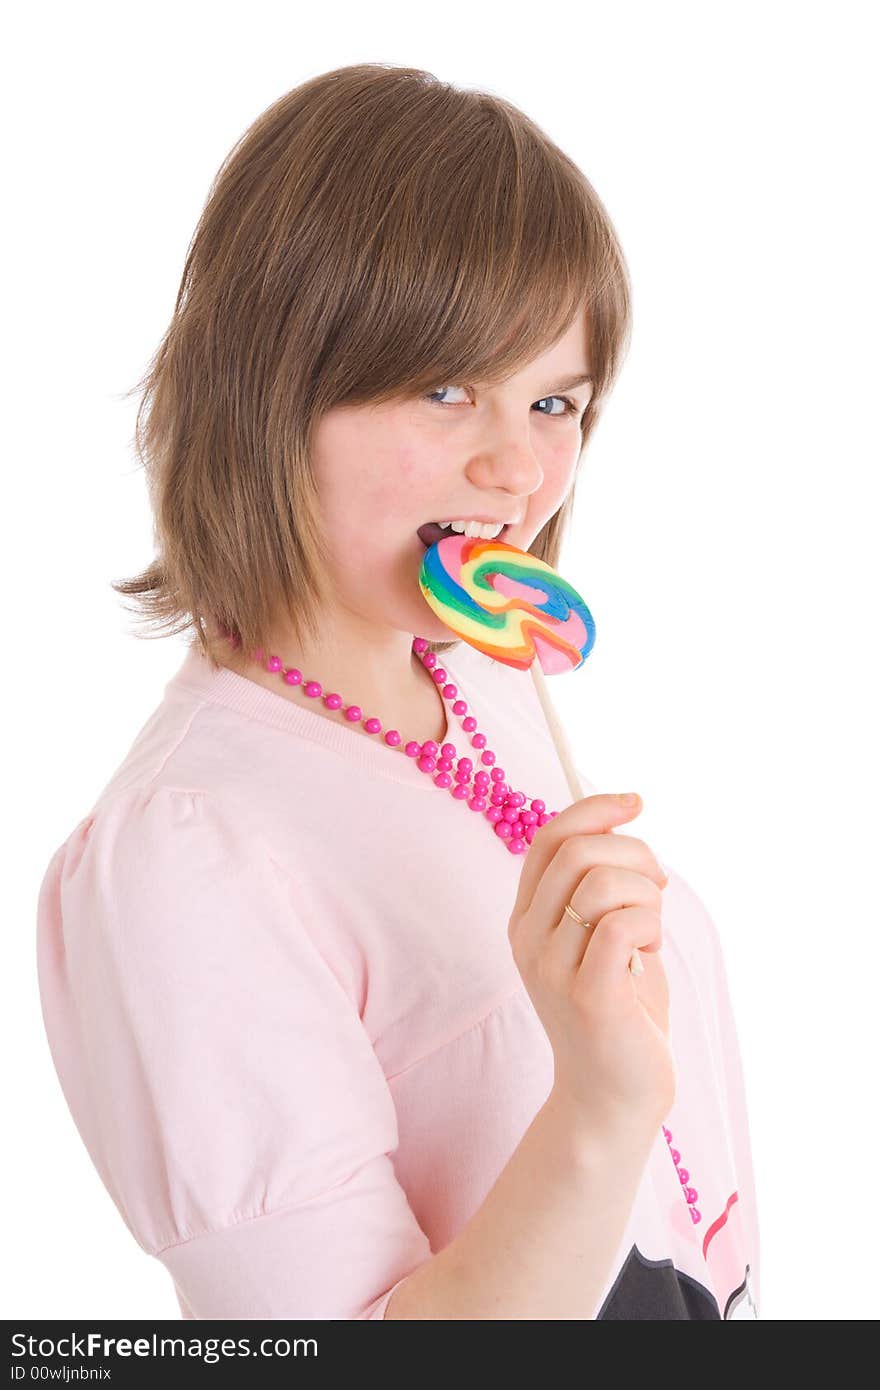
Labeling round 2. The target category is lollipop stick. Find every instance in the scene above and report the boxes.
[529,663,644,977]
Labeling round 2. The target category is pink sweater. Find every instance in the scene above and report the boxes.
[35,638,760,1319]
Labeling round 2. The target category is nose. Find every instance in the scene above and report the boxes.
[465,431,545,502]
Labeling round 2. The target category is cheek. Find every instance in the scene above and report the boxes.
[367,441,438,519]
[324,465,427,561]
[318,451,410,534]
[538,441,578,503]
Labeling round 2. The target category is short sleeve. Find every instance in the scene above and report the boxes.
[35,784,433,1319]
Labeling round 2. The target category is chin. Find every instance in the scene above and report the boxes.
[414,613,458,644]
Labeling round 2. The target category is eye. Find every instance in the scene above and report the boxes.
[424,386,582,419]
[534,395,581,418]
[424,385,470,406]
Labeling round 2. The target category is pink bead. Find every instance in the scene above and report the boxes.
[242,633,566,874]
[685,1187,698,1204]
[678,1168,689,1185]
[663,1127,672,1141]
[670,1148,680,1165]
[690,1208,702,1225]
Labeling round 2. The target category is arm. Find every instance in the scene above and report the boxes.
[385,1090,656,1320]
[35,785,435,1320]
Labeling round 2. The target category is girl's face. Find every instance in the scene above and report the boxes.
[309,307,594,646]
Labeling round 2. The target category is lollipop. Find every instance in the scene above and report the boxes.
[419,531,642,976]
[418,532,595,675]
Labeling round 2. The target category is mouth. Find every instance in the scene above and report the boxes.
[417,522,512,549]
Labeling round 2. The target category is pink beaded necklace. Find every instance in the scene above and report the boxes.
[235,630,702,1229]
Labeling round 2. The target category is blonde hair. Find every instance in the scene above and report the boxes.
[112,63,633,670]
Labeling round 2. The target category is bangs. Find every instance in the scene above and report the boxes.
[282,80,630,412]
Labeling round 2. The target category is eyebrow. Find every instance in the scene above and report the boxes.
[548,372,594,393]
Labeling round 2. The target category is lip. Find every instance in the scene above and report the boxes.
[423,516,521,526]
[418,522,513,550]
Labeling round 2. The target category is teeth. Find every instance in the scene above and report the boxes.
[432,519,505,539]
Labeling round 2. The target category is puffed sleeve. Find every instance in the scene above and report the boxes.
[35,784,433,1319]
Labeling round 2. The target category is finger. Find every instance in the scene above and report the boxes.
[519,832,666,952]
[512,793,644,923]
[540,865,664,973]
[575,906,664,1014]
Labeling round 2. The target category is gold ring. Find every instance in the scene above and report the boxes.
[563,902,593,929]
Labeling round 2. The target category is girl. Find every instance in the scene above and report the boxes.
[35,63,760,1319]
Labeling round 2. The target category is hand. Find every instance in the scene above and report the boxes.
[507,792,675,1132]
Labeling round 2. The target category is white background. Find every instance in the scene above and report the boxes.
[6,0,877,1321]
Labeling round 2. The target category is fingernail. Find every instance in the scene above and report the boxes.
[617,792,640,806]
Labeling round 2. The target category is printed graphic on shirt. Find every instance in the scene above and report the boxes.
[597,1246,757,1320]
[597,1174,758,1320]
[700,1188,757,1314]
[724,1265,759,1320]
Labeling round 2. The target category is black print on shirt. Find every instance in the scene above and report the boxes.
[597,1245,757,1320]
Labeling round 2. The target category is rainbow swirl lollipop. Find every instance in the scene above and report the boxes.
[418,533,595,674]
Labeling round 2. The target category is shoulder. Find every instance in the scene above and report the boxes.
[38,782,297,965]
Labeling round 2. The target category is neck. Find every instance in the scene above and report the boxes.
[214,627,449,746]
